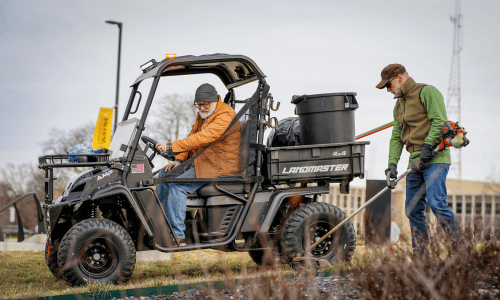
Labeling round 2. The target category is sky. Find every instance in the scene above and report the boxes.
[1,0,499,186]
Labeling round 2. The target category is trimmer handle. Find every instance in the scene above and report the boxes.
[386,172,396,189]
[387,168,413,190]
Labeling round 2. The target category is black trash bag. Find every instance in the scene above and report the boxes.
[266,117,302,147]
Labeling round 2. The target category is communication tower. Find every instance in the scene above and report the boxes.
[446,0,463,179]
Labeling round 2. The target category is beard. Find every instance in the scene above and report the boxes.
[392,86,403,98]
[198,102,217,119]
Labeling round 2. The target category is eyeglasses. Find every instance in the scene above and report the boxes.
[193,102,211,109]
[385,75,399,89]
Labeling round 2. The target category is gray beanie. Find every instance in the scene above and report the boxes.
[194,83,218,103]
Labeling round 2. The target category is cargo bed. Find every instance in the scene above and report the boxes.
[265,141,369,186]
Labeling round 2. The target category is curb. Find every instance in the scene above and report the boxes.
[34,281,227,300]
[0,241,171,262]
[0,242,45,251]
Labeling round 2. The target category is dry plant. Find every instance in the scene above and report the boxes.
[345,225,500,300]
[177,226,499,300]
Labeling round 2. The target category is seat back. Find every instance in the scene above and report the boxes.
[245,103,261,178]
[188,119,251,200]
[239,119,251,178]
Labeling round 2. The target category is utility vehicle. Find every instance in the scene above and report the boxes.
[40,54,368,286]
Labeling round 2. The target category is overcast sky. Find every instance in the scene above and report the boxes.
[1,0,499,185]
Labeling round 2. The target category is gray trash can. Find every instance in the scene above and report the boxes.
[292,93,358,145]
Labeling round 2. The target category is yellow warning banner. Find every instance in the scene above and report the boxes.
[92,108,113,149]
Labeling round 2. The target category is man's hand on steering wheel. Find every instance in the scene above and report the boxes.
[156,142,176,157]
[141,136,176,160]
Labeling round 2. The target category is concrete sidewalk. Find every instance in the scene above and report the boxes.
[0,234,171,261]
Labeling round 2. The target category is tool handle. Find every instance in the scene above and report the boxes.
[387,172,396,189]
[301,169,412,256]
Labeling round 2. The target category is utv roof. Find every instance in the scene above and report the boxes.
[133,53,266,89]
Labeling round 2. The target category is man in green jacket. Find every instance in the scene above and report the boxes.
[376,64,459,252]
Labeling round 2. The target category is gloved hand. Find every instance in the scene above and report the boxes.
[410,159,422,171]
[385,163,398,179]
[164,148,176,157]
[156,142,176,157]
[419,143,434,167]
[156,142,171,153]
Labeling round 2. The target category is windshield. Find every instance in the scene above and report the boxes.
[108,118,140,160]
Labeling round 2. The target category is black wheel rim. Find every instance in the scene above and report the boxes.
[304,220,339,259]
[78,238,118,278]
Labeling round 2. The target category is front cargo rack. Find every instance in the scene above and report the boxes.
[265,141,369,187]
[38,154,110,168]
[38,154,111,205]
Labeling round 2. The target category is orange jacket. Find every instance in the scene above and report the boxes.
[172,100,241,178]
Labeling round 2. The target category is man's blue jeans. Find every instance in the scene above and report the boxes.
[405,163,459,250]
[156,167,204,239]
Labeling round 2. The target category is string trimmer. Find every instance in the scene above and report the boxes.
[292,120,469,268]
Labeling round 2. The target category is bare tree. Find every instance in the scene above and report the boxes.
[145,94,197,143]
[39,122,97,186]
[41,122,95,155]
[0,163,44,229]
[0,163,41,197]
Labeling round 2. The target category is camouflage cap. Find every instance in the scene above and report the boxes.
[376,64,406,89]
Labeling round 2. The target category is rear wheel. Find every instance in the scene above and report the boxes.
[58,218,136,286]
[280,202,356,267]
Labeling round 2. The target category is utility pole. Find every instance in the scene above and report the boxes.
[446,0,463,179]
[105,20,122,134]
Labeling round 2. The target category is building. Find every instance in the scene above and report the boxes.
[320,186,368,236]
[321,179,500,239]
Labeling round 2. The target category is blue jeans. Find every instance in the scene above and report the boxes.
[405,163,459,250]
[156,167,204,239]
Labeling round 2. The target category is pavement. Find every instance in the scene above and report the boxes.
[0,234,172,261]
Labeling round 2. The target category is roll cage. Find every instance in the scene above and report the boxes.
[119,53,269,182]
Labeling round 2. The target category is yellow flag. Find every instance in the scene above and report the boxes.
[92,108,113,149]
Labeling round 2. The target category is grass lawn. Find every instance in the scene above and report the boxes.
[0,243,379,300]
[2,233,495,299]
[0,250,280,299]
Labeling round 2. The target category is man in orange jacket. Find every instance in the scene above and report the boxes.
[155,83,241,242]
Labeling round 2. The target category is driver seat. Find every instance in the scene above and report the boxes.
[190,119,251,198]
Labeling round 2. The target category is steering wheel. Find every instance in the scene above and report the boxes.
[141,136,176,161]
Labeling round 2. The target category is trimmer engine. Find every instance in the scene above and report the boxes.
[437,120,470,151]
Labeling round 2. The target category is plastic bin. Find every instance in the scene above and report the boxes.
[265,141,368,185]
[292,93,358,145]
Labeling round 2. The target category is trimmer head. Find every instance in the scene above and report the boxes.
[292,255,332,269]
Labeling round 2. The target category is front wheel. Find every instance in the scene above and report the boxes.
[280,202,356,267]
[57,218,136,286]
[45,240,62,280]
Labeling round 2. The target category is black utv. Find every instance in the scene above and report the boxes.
[40,54,368,286]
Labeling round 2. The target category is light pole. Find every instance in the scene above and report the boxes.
[105,20,122,133]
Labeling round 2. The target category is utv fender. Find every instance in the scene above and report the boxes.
[92,185,177,248]
[258,187,329,234]
[91,184,154,238]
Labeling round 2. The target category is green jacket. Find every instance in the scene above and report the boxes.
[389,77,451,168]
